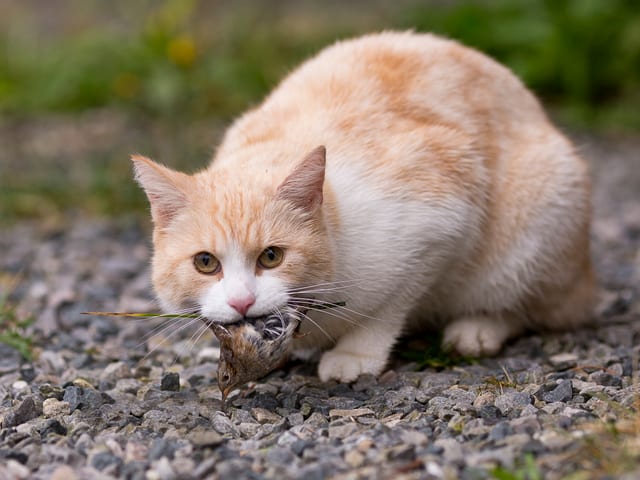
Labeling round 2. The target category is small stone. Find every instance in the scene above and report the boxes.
[193,457,217,478]
[250,392,280,411]
[355,439,374,454]
[49,465,78,480]
[538,430,573,450]
[607,362,624,377]
[39,384,65,400]
[251,407,282,424]
[543,380,573,403]
[478,405,502,424]
[287,412,304,426]
[300,403,313,418]
[3,395,41,428]
[152,457,175,480]
[426,462,444,478]
[5,460,30,480]
[125,442,148,463]
[473,391,495,408]
[148,438,177,460]
[466,445,516,469]
[91,451,123,473]
[329,407,375,419]
[548,353,579,370]
[238,422,260,437]
[511,415,540,435]
[38,418,68,436]
[211,412,235,435]
[291,439,312,456]
[42,398,71,417]
[589,371,623,387]
[379,370,398,385]
[187,430,225,447]
[488,421,512,442]
[160,372,180,391]
[563,407,591,419]
[72,378,95,389]
[113,378,140,395]
[345,449,365,468]
[329,423,359,439]
[266,446,296,465]
[401,429,429,446]
[304,412,328,428]
[276,431,299,447]
[63,385,113,412]
[12,380,29,391]
[197,347,220,363]
[520,404,539,417]
[494,392,532,416]
[99,362,132,382]
[434,438,464,464]
[39,351,66,373]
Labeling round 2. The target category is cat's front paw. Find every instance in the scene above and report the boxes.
[318,348,387,383]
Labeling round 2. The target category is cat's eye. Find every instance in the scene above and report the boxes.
[257,247,284,269]
[193,252,221,274]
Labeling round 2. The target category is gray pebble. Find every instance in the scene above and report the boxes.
[543,379,573,403]
[488,421,512,442]
[494,392,532,416]
[3,395,41,428]
[160,372,180,392]
[589,371,623,387]
[91,451,123,473]
[3,197,639,480]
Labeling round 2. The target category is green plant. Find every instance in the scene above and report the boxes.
[491,453,543,480]
[0,287,34,360]
[397,333,477,370]
[1,0,639,129]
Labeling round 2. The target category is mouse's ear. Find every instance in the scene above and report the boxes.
[210,323,232,344]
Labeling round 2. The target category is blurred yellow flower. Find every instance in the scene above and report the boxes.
[167,35,197,68]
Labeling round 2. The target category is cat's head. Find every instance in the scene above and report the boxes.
[132,146,332,323]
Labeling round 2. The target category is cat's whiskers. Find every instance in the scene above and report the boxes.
[185,315,214,354]
[286,279,362,290]
[289,295,392,326]
[273,306,288,337]
[287,279,362,295]
[141,316,204,361]
[167,315,212,368]
[133,309,201,344]
[296,310,336,343]
[291,302,370,331]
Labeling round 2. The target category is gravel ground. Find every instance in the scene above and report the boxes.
[0,135,639,479]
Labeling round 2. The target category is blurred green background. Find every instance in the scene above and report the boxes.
[1,0,639,223]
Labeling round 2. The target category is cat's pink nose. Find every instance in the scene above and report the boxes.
[228,295,255,316]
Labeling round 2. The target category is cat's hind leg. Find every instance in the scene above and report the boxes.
[442,313,525,357]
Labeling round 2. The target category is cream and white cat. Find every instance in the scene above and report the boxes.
[133,32,594,383]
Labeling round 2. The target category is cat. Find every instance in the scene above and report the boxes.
[133,31,594,383]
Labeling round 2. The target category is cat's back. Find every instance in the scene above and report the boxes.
[218,31,549,168]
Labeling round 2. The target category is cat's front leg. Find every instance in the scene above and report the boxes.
[317,308,405,383]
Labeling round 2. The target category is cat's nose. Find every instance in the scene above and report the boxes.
[228,294,256,316]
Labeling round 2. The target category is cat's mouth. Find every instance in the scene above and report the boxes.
[203,305,303,341]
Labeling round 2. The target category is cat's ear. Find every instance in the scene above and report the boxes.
[277,145,326,213]
[131,155,190,229]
